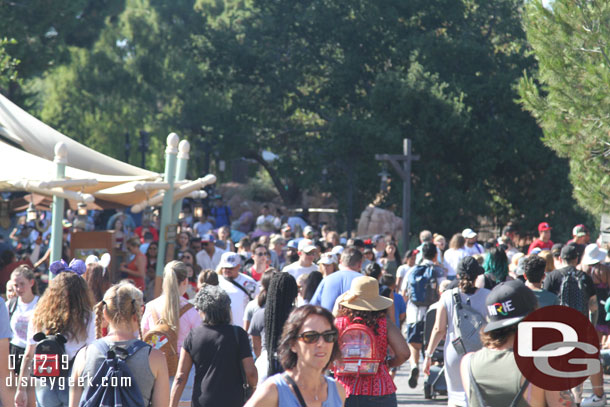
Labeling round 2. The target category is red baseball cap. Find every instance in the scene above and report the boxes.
[538,222,552,233]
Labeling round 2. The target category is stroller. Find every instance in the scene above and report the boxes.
[422,305,447,399]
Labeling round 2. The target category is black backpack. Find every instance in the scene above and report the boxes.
[80,339,150,407]
[558,269,588,315]
[32,332,69,377]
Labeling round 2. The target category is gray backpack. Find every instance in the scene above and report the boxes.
[451,288,484,356]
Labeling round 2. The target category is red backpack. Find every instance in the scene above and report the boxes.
[333,317,382,376]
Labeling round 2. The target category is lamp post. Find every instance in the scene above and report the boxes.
[50,142,67,265]
[172,140,190,223]
[155,133,179,296]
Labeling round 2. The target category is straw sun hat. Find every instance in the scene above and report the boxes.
[339,276,393,311]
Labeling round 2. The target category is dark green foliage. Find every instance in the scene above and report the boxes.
[8,0,589,239]
[519,0,610,218]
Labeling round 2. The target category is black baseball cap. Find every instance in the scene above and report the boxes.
[551,243,564,257]
[561,244,579,261]
[456,256,484,279]
[484,280,537,332]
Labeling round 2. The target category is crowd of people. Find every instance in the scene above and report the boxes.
[1,197,610,407]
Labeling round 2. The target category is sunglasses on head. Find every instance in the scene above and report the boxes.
[298,330,338,344]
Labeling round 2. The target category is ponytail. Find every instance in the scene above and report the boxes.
[161,260,188,331]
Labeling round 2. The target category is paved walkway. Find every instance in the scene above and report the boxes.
[393,362,610,406]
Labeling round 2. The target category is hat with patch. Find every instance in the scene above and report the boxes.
[484,279,537,332]
[201,233,215,243]
[218,251,242,269]
[331,245,344,256]
[572,224,588,237]
[538,222,552,233]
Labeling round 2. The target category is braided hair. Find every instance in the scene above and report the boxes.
[95,283,144,339]
[264,272,298,376]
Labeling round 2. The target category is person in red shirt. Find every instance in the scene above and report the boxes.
[527,222,554,254]
[249,245,271,281]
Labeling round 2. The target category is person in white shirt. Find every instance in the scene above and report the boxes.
[217,252,259,328]
[372,234,387,262]
[444,233,467,280]
[462,228,484,256]
[193,213,213,237]
[255,204,281,232]
[196,234,225,271]
[281,240,319,280]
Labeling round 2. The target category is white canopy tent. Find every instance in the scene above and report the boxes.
[0,93,157,177]
[0,93,164,207]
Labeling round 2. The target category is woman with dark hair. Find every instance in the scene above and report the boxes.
[84,264,111,303]
[423,256,490,407]
[246,305,346,407]
[334,276,410,407]
[303,271,323,304]
[481,246,510,289]
[252,272,298,383]
[15,262,95,407]
[380,241,401,277]
[245,269,275,333]
[144,242,158,301]
[176,231,192,260]
[170,285,257,407]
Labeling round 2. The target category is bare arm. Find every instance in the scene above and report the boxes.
[589,295,599,326]
[386,319,410,367]
[34,248,50,269]
[169,348,192,407]
[251,335,262,359]
[424,301,448,375]
[149,348,170,407]
[0,338,14,407]
[14,344,35,407]
[68,346,88,407]
[244,378,279,407]
[544,389,575,407]
[243,356,258,387]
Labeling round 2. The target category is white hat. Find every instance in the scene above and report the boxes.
[583,243,607,266]
[85,255,100,266]
[331,245,344,256]
[298,239,316,253]
[218,252,242,269]
[303,225,314,236]
[318,253,338,265]
[462,228,477,239]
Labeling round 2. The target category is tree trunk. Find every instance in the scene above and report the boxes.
[243,150,301,206]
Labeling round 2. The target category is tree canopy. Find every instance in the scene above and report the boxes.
[3,0,592,239]
[519,0,610,216]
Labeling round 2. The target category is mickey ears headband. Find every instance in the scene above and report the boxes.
[49,259,86,277]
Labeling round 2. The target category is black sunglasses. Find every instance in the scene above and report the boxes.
[298,330,338,344]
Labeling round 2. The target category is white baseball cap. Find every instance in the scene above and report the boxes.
[331,245,344,256]
[462,228,477,239]
[298,239,316,253]
[218,252,242,269]
[318,253,338,265]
